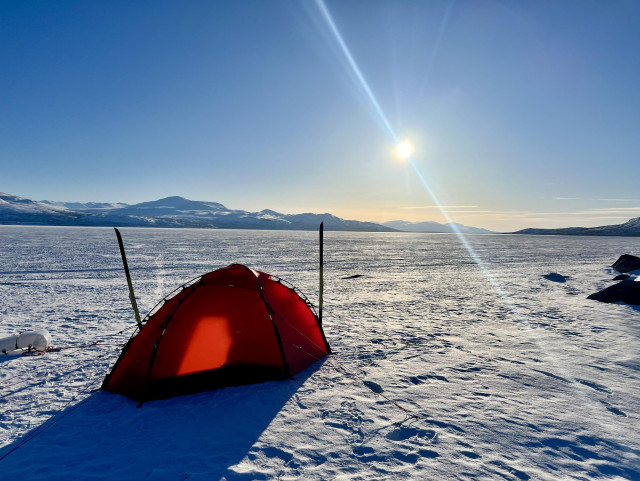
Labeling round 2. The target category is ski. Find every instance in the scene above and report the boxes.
[114,228,142,328]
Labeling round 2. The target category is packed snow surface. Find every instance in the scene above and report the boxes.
[0,226,639,480]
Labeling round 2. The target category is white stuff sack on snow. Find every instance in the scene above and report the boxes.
[0,330,51,354]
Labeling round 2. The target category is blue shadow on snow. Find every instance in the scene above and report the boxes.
[0,359,327,480]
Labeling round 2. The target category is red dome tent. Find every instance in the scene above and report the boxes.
[103,229,330,402]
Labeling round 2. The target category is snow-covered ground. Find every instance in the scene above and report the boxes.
[0,226,639,480]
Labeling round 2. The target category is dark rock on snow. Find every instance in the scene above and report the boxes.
[543,273,568,283]
[342,274,365,279]
[587,280,640,306]
[612,254,640,273]
[613,274,631,281]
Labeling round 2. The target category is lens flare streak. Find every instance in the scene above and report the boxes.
[315,0,496,297]
[313,0,561,352]
[314,0,604,417]
[315,0,397,141]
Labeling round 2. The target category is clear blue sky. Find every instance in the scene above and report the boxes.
[2,0,639,230]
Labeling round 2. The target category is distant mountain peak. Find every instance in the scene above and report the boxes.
[1,192,72,214]
[159,195,187,201]
[259,209,282,216]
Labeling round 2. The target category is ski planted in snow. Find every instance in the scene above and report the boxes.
[114,228,142,329]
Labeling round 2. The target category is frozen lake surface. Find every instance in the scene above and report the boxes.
[0,226,639,479]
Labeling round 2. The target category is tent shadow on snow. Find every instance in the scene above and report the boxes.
[0,359,326,479]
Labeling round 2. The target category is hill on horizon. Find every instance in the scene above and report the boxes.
[513,217,640,237]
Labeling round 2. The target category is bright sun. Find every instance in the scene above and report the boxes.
[395,141,413,160]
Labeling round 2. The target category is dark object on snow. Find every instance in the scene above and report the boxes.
[612,254,640,273]
[103,264,331,401]
[343,274,364,279]
[613,274,631,281]
[543,273,568,283]
[587,280,640,306]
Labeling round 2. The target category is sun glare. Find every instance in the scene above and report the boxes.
[395,141,413,160]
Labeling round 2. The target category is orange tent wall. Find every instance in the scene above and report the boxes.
[263,279,329,374]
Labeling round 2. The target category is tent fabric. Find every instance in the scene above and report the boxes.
[102,264,330,401]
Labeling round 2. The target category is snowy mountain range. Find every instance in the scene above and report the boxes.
[5,192,639,236]
[382,220,493,234]
[514,217,640,237]
[0,192,495,233]
[1,193,394,232]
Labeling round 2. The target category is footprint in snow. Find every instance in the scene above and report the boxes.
[489,460,530,480]
[320,401,367,445]
[260,446,294,463]
[472,391,492,397]
[605,405,627,416]
[600,400,626,417]
[460,450,480,459]
[292,394,307,410]
[385,426,437,442]
[392,449,438,463]
[575,378,611,393]
[531,368,571,384]
[407,374,449,385]
[451,365,482,373]
[422,418,465,433]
